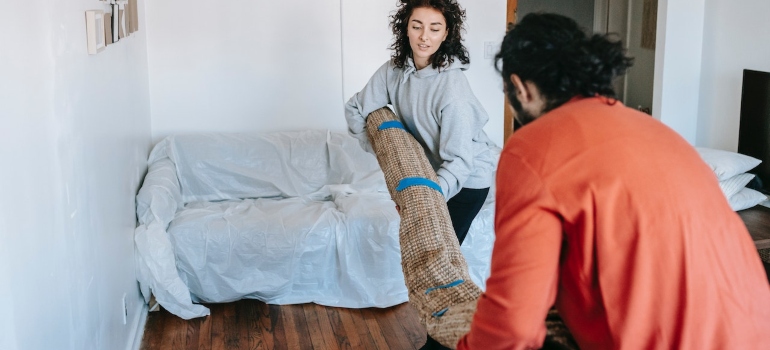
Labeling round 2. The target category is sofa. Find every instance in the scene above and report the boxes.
[134,130,497,319]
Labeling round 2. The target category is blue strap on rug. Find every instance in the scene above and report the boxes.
[425,279,465,295]
[396,177,443,195]
[432,307,449,318]
[378,120,406,131]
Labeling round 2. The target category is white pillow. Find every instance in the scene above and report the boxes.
[695,147,761,181]
[718,173,755,199]
[729,187,767,211]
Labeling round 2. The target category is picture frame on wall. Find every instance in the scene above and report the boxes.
[111,3,120,43]
[129,0,139,33]
[104,13,113,45]
[85,10,106,55]
[119,7,126,39]
[124,2,132,37]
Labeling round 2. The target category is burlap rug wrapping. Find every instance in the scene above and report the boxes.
[366,108,480,347]
[365,107,578,349]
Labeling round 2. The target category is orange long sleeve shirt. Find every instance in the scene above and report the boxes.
[457,97,770,349]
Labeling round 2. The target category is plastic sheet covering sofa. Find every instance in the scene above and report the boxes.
[134,130,497,319]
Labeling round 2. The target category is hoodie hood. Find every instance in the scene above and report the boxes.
[344,57,498,199]
[402,56,469,82]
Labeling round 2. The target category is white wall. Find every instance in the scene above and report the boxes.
[340,0,395,104]
[0,1,152,350]
[146,0,504,145]
[696,0,770,150]
[652,0,706,144]
[341,0,506,146]
[146,0,346,142]
[463,0,507,146]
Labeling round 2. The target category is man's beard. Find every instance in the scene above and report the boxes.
[506,85,538,128]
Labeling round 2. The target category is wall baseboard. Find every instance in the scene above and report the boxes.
[126,303,149,350]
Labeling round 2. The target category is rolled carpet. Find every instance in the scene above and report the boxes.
[366,107,480,347]
[365,107,578,349]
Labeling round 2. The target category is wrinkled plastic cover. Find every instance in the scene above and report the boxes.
[134,130,497,319]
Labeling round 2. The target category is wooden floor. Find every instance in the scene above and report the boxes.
[139,300,427,350]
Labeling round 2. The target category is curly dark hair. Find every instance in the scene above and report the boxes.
[389,0,470,70]
[495,13,634,112]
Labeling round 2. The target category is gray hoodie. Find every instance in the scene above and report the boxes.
[345,57,498,200]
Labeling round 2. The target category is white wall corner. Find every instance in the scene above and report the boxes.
[694,0,770,149]
[653,0,707,144]
[652,0,669,121]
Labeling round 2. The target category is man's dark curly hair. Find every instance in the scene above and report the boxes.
[495,13,634,112]
[389,0,470,70]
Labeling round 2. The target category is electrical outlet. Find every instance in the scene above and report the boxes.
[121,293,127,325]
[484,42,497,59]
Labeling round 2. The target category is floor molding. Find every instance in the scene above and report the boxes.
[127,303,149,350]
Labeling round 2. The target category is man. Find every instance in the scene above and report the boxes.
[456,13,770,350]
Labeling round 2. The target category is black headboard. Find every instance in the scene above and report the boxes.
[737,69,770,194]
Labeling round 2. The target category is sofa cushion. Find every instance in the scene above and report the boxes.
[167,194,407,307]
[164,131,386,203]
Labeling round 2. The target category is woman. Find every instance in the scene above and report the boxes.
[344,1,497,348]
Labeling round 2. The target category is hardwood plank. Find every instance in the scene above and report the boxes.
[223,302,245,349]
[280,304,301,349]
[291,304,314,349]
[253,301,275,350]
[242,300,266,350]
[375,307,416,350]
[312,304,343,349]
[322,305,353,349]
[140,309,167,350]
[171,312,189,350]
[141,300,428,350]
[301,303,331,350]
[330,305,364,349]
[210,304,226,350]
[345,308,379,350]
[184,316,202,350]
[160,309,187,350]
[393,303,426,348]
[234,300,253,350]
[268,304,289,350]
[197,313,213,350]
[360,307,392,350]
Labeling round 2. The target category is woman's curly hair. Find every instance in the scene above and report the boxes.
[389,0,470,70]
[495,13,634,112]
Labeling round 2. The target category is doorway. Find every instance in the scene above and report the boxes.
[504,0,657,142]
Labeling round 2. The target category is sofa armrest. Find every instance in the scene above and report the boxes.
[136,158,182,227]
[134,155,209,319]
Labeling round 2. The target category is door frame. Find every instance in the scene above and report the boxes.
[504,0,517,143]
[504,0,631,142]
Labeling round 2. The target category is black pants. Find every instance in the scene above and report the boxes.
[421,187,490,350]
[446,187,490,245]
